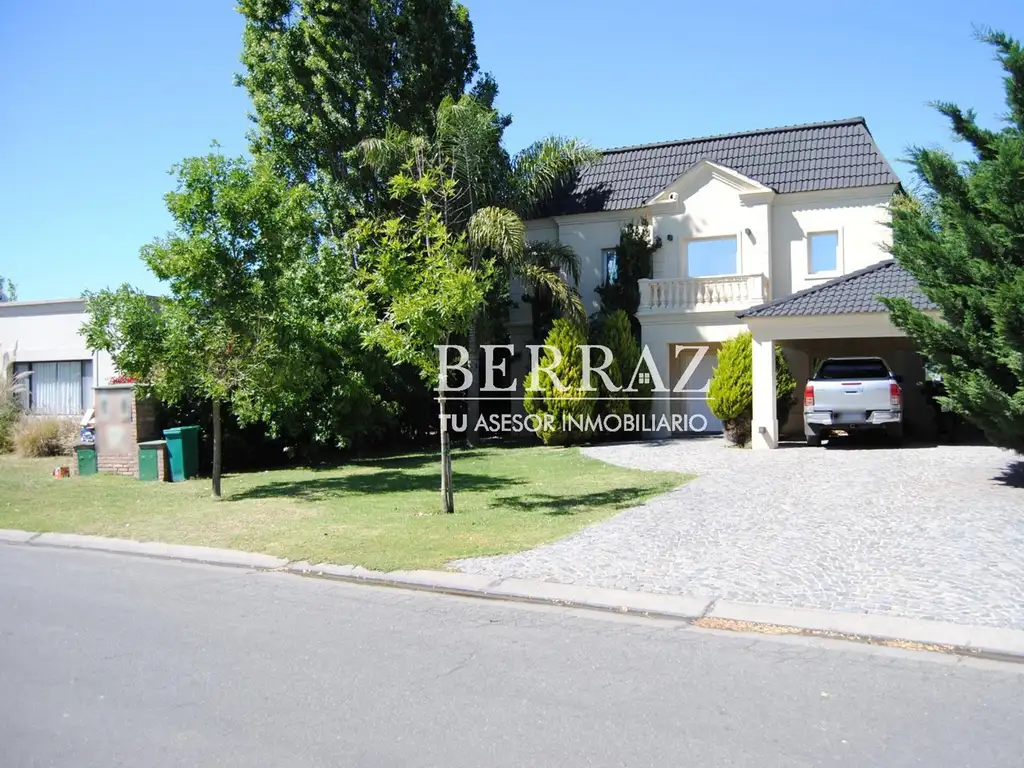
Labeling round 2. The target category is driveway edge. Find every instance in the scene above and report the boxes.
[4,529,1023,660]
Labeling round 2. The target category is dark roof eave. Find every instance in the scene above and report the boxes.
[736,261,898,318]
[736,260,938,319]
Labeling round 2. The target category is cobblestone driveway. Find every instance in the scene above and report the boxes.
[454,439,1024,629]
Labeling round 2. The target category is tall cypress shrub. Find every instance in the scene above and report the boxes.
[708,331,795,445]
[598,310,652,419]
[879,30,1024,454]
[524,318,594,445]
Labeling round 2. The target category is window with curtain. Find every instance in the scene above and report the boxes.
[12,360,93,415]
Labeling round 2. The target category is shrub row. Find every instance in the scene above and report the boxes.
[524,310,651,445]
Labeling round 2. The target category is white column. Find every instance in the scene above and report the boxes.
[751,337,778,450]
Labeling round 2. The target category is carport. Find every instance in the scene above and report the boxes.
[736,260,940,450]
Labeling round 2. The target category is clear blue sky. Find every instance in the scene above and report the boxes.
[2,0,1022,300]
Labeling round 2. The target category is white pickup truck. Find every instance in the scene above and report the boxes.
[803,356,903,447]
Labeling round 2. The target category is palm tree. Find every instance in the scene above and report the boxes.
[357,95,598,443]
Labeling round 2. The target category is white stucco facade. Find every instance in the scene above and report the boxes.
[513,159,900,441]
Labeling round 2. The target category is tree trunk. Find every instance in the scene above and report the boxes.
[211,399,223,498]
[439,394,454,513]
[465,315,480,447]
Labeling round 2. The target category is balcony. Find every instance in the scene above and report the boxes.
[637,274,770,315]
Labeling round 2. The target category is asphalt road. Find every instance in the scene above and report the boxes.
[2,546,1023,768]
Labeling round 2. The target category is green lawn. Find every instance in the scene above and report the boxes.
[0,446,688,571]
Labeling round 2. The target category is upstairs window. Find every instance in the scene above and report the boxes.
[603,248,619,285]
[686,236,738,277]
[809,231,839,274]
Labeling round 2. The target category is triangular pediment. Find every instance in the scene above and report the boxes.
[646,160,773,205]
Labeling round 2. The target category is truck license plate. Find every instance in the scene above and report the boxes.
[837,412,866,422]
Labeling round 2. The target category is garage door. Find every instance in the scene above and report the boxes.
[671,348,723,435]
[689,352,723,434]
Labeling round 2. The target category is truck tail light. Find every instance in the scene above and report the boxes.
[890,381,902,408]
[804,384,814,407]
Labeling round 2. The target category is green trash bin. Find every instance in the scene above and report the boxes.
[138,440,167,482]
[75,444,97,476]
[162,425,200,482]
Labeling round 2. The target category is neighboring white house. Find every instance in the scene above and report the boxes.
[0,298,116,416]
[511,117,939,449]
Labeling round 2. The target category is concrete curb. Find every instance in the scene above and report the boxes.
[287,561,502,594]
[484,577,713,619]
[0,529,39,544]
[22,531,289,570]
[706,600,1024,657]
[3,529,1024,660]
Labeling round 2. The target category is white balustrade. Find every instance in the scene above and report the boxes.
[637,274,769,314]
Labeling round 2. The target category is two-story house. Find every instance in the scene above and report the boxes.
[512,117,939,449]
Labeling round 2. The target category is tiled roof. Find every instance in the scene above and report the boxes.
[737,260,939,318]
[545,117,899,215]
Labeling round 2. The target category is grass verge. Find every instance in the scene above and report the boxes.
[0,446,687,571]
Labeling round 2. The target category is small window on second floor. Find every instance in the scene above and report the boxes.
[603,248,619,285]
[809,231,839,274]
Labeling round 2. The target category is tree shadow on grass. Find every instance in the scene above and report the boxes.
[993,461,1024,489]
[495,487,653,517]
[227,469,522,502]
[345,449,492,471]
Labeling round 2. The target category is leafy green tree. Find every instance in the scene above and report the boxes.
[357,96,593,315]
[236,0,479,237]
[707,331,795,446]
[0,276,16,302]
[82,152,316,496]
[524,318,595,445]
[234,0,496,450]
[257,238,434,451]
[347,167,489,513]
[595,221,661,339]
[357,94,598,443]
[879,30,1024,454]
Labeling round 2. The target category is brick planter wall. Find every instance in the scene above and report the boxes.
[93,384,160,479]
[157,443,168,481]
